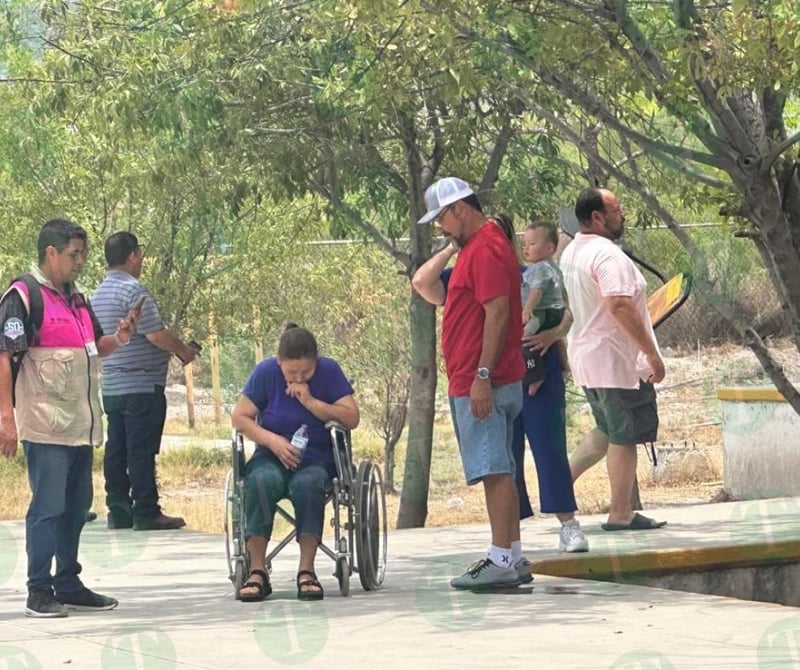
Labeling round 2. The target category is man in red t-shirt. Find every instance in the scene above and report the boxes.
[417,177,526,590]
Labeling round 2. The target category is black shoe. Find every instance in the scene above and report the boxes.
[133,513,186,531]
[85,511,98,523]
[106,495,133,529]
[25,588,68,618]
[56,587,118,611]
[107,512,133,529]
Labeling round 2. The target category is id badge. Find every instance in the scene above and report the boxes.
[85,340,99,357]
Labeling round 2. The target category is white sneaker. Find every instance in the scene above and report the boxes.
[559,519,589,553]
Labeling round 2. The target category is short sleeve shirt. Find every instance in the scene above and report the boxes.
[91,270,171,395]
[0,277,103,354]
[0,290,31,354]
[522,260,565,311]
[242,357,355,474]
[560,233,658,388]
[441,223,525,396]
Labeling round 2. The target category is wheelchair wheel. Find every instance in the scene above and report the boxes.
[223,468,235,582]
[224,467,250,598]
[335,536,350,597]
[355,461,387,591]
[233,556,248,600]
[335,557,350,597]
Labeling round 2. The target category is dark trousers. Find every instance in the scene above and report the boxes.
[102,387,167,520]
[23,442,93,593]
[514,347,578,519]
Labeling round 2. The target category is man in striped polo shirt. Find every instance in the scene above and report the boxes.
[92,232,197,531]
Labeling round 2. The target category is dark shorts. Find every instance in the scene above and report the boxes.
[584,382,659,445]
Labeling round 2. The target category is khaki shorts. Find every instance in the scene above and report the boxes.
[584,382,658,445]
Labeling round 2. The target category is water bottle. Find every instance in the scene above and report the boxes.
[291,424,309,456]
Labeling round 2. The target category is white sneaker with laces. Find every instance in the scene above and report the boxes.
[559,519,589,553]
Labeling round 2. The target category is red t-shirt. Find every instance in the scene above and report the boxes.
[442,222,525,396]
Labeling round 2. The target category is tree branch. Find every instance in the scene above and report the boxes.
[536,66,723,168]
[313,176,410,269]
[603,0,668,85]
[744,328,800,415]
[765,131,800,172]
[0,77,84,84]
[479,118,514,195]
[366,144,408,194]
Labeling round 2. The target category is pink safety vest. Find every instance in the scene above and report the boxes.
[11,277,104,447]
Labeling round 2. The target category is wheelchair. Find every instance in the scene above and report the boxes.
[223,421,387,598]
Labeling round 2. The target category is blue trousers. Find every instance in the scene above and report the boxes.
[514,347,578,518]
[244,456,330,541]
[24,442,93,594]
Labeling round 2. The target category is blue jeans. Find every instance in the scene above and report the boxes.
[23,442,93,594]
[449,382,523,485]
[244,456,330,541]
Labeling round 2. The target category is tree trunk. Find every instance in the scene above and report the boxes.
[185,363,196,430]
[384,437,397,495]
[209,313,222,425]
[396,292,437,528]
[396,115,440,528]
[252,305,263,364]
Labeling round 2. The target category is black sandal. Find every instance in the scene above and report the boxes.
[296,570,324,601]
[239,569,272,602]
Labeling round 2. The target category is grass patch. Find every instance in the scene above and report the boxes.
[162,418,230,440]
[159,445,229,469]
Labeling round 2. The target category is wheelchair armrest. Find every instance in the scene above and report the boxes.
[327,422,354,486]
[230,429,247,479]
[324,420,347,433]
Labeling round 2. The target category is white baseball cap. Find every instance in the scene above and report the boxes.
[416,177,475,224]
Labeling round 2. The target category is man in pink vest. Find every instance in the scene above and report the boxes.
[0,219,137,618]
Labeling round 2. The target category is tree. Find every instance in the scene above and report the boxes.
[0,0,571,527]
[448,0,800,410]
[195,0,568,526]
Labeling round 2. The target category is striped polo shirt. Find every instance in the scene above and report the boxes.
[91,270,171,395]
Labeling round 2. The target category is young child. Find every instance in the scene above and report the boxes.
[521,220,568,395]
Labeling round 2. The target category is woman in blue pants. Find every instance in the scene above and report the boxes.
[514,307,589,552]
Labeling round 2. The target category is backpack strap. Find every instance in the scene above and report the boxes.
[9,274,44,346]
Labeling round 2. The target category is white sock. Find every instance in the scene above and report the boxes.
[488,545,513,569]
[511,540,522,562]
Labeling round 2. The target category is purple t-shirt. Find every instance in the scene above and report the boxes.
[242,356,354,473]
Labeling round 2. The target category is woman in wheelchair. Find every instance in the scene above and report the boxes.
[231,324,359,602]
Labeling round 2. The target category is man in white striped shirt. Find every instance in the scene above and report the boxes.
[92,232,197,531]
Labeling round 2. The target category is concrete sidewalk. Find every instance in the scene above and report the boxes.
[1,499,799,669]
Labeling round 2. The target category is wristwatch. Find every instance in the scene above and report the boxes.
[476,367,491,380]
